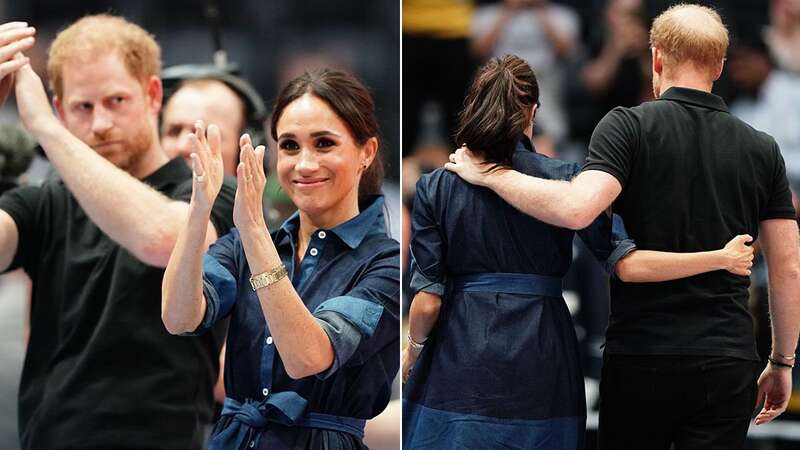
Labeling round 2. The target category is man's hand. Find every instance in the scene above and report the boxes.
[445,146,502,187]
[0,22,35,107]
[189,120,225,213]
[754,364,793,425]
[13,55,59,136]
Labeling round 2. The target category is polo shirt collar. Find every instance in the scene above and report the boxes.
[275,195,387,250]
[658,87,729,113]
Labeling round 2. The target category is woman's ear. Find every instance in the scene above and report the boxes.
[361,137,379,170]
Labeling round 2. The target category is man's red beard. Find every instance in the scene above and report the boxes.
[91,124,153,174]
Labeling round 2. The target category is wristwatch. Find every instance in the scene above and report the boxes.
[249,265,288,291]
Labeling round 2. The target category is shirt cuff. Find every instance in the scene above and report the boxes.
[313,296,385,380]
[180,277,223,336]
[409,269,445,296]
[605,239,637,279]
[314,311,363,380]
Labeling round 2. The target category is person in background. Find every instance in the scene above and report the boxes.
[161,67,266,177]
[471,0,580,146]
[728,37,800,193]
[765,0,800,74]
[403,0,476,151]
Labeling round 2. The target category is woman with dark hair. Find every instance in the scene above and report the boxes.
[401,55,754,449]
[161,69,399,450]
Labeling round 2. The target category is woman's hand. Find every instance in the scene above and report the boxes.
[402,346,422,384]
[721,234,754,276]
[233,134,267,234]
[189,121,225,213]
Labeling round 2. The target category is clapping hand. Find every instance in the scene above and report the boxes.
[233,134,267,233]
[0,22,35,107]
[189,120,225,212]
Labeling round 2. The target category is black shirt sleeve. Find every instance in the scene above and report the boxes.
[583,107,639,188]
[209,177,236,237]
[172,176,236,237]
[761,143,796,221]
[0,184,44,273]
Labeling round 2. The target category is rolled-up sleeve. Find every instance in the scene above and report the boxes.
[409,175,447,296]
[313,246,400,380]
[185,230,240,336]
[577,212,636,278]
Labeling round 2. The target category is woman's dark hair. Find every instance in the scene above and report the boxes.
[270,69,384,196]
[454,55,539,169]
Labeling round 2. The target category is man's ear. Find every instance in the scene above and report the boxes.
[713,59,725,81]
[145,75,163,113]
[652,47,663,76]
[53,96,66,124]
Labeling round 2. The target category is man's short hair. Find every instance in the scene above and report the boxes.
[170,79,248,129]
[649,3,729,75]
[47,14,162,98]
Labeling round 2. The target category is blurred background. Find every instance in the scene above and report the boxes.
[0,1,399,449]
[401,0,800,448]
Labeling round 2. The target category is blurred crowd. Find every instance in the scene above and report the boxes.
[402,0,800,444]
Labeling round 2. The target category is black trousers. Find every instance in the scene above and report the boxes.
[598,353,759,450]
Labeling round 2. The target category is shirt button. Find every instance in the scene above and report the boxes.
[318,230,327,239]
[265,336,273,345]
[262,388,269,396]
[309,248,319,256]
[249,441,255,448]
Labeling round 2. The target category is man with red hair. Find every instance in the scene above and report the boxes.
[0,15,234,449]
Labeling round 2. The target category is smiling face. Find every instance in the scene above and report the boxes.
[275,93,375,221]
[54,51,161,177]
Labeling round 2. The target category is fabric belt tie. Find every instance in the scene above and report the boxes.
[207,393,366,450]
[451,272,562,297]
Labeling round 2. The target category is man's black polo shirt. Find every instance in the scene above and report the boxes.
[0,158,235,450]
[584,87,796,360]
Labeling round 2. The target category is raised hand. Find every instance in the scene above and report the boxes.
[0,22,35,107]
[13,54,59,137]
[721,234,754,276]
[189,120,225,212]
[233,134,267,233]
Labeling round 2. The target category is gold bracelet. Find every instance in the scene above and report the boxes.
[249,265,288,291]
